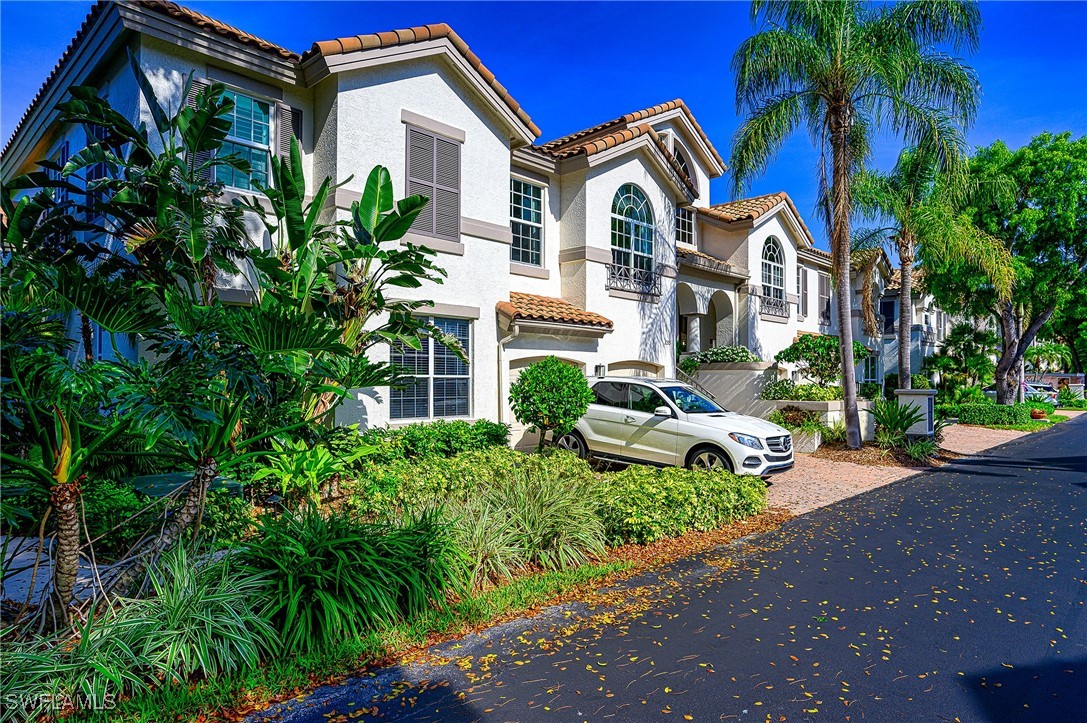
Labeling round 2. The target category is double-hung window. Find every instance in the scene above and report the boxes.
[216,90,271,191]
[390,317,471,420]
[675,207,694,246]
[510,178,543,266]
[407,127,461,240]
[818,272,832,324]
[85,123,109,224]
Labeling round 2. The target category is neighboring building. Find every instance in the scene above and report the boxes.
[1,0,907,442]
[880,267,951,381]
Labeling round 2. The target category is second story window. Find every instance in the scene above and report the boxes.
[611,184,654,273]
[407,127,461,241]
[761,237,785,301]
[818,272,832,324]
[675,207,694,246]
[510,178,543,266]
[216,90,271,191]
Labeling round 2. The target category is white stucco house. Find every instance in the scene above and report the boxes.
[1,0,946,443]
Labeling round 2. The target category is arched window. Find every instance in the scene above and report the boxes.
[761,237,785,301]
[611,184,654,273]
[673,146,697,195]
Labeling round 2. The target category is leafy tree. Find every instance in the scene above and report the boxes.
[774,334,870,388]
[509,357,594,452]
[923,321,999,389]
[1046,283,1087,373]
[925,132,1087,403]
[730,0,981,446]
[852,146,1014,388]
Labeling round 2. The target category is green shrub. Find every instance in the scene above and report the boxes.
[768,406,823,433]
[959,403,1031,426]
[329,419,511,466]
[201,490,255,545]
[822,420,847,443]
[598,466,766,545]
[678,355,701,376]
[1057,386,1085,408]
[238,508,461,654]
[684,345,761,366]
[760,378,796,400]
[872,398,926,448]
[904,437,938,461]
[935,403,961,419]
[774,335,870,386]
[858,381,883,400]
[509,356,594,449]
[791,383,844,401]
[253,438,366,508]
[884,372,932,390]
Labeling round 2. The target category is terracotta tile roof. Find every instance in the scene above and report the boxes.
[698,191,819,251]
[140,0,299,60]
[676,247,749,278]
[303,23,540,139]
[537,99,725,170]
[533,123,696,195]
[497,292,613,329]
[2,0,299,158]
[887,266,925,292]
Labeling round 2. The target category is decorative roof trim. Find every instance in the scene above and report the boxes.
[497,292,614,330]
[303,23,540,139]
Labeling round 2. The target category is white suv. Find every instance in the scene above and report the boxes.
[556,377,794,476]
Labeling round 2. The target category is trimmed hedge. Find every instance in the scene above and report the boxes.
[598,466,767,545]
[959,403,1031,426]
[328,419,510,466]
[761,379,843,401]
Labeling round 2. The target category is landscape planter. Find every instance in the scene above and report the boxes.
[772,399,876,442]
[1030,409,1047,420]
[791,429,822,453]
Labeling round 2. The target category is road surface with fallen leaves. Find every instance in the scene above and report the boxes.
[251,416,1086,722]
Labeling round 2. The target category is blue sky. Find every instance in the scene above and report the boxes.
[2,1,1085,251]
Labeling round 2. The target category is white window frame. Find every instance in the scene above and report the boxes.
[216,88,274,192]
[761,237,786,301]
[611,184,655,273]
[389,317,472,421]
[675,206,695,246]
[510,177,544,267]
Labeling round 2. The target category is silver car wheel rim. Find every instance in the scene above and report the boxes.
[557,434,582,456]
[694,451,726,470]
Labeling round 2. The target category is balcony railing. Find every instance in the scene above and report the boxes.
[760,295,789,318]
[606,263,661,296]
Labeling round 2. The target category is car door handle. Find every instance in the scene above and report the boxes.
[623,415,636,423]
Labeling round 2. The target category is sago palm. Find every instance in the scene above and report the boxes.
[852,145,1014,389]
[731,0,981,447]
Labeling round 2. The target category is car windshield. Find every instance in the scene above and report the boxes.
[660,386,725,414]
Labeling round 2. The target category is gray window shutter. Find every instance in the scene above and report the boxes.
[405,127,460,241]
[800,267,808,316]
[186,78,212,180]
[433,137,460,240]
[276,103,302,161]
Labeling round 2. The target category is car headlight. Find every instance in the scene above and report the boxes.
[728,432,763,450]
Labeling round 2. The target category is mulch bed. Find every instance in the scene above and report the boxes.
[812,441,963,468]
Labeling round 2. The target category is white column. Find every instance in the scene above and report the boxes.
[687,314,704,353]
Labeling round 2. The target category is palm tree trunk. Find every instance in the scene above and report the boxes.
[829,105,862,449]
[112,456,217,594]
[48,479,82,628]
[897,237,914,391]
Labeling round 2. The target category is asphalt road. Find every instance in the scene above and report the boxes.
[253,416,1086,723]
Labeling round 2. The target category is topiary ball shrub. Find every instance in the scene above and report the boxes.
[959,403,1031,426]
[509,356,594,450]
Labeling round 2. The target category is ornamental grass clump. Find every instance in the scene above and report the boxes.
[237,508,463,654]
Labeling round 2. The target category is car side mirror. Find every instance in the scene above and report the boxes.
[653,405,672,417]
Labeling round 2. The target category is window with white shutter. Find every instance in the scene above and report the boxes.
[406,126,461,241]
[818,273,832,325]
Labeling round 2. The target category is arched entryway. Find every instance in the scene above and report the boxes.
[708,291,735,348]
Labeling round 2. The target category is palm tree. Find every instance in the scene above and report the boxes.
[1025,341,1071,377]
[731,0,981,447]
[852,146,1014,389]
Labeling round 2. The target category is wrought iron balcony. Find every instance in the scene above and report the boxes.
[760,295,789,318]
[606,263,661,296]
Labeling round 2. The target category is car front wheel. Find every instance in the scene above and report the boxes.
[688,446,734,472]
[555,431,589,459]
